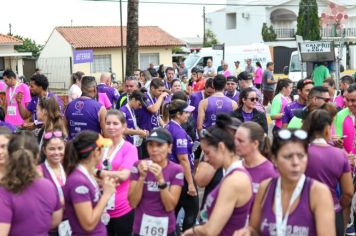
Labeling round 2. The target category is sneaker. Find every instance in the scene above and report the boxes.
[345,223,356,236]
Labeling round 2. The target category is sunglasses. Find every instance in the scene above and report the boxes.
[246,97,259,102]
[315,96,330,103]
[43,131,63,140]
[276,129,308,141]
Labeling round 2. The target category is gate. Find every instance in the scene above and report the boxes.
[36,57,72,90]
[273,47,296,74]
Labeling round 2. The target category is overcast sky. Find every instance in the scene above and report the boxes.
[0,0,223,45]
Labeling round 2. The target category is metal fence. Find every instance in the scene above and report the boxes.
[275,28,295,39]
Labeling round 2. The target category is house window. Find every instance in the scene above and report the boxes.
[139,53,159,70]
[91,55,112,73]
[226,13,236,29]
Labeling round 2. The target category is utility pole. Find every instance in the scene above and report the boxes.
[8,23,12,35]
[203,6,206,46]
[120,0,125,82]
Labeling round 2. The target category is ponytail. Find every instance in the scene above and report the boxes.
[261,134,272,160]
[0,132,39,193]
[62,131,99,175]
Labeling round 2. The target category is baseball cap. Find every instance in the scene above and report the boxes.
[237,71,252,81]
[226,76,238,84]
[234,60,240,64]
[146,128,173,144]
[169,101,195,115]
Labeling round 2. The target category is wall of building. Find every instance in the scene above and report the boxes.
[39,30,72,58]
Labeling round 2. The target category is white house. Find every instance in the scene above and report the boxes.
[206,0,356,46]
[38,26,184,89]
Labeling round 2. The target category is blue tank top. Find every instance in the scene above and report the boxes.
[203,95,233,128]
[260,177,316,236]
[65,97,103,139]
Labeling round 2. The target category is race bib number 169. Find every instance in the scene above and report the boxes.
[139,214,168,236]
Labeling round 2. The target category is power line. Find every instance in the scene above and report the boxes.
[83,0,356,7]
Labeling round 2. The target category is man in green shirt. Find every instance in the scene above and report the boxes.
[312,62,330,86]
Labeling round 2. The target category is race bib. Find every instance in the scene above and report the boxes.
[139,214,168,236]
[7,106,16,115]
[58,220,72,236]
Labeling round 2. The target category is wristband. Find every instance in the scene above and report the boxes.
[95,169,102,178]
[158,182,168,189]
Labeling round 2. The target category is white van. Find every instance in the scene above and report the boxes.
[184,43,272,78]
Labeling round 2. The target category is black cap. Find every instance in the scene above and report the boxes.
[226,76,238,84]
[234,60,240,64]
[237,71,252,81]
[146,128,173,144]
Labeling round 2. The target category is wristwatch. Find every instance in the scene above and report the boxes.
[158,182,168,189]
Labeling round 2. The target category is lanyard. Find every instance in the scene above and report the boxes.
[274,174,306,236]
[126,103,138,129]
[223,160,243,176]
[102,139,125,170]
[8,82,19,105]
[44,160,66,197]
[77,164,99,191]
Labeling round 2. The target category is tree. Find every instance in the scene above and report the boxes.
[261,23,277,42]
[296,0,321,40]
[203,29,218,47]
[125,0,139,77]
[12,35,43,58]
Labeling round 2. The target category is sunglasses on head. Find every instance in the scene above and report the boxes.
[199,129,214,139]
[276,129,308,141]
[43,131,63,140]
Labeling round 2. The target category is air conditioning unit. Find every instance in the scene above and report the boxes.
[242,12,250,19]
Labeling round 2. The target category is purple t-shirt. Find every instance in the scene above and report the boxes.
[260,177,316,236]
[166,120,194,170]
[0,178,61,236]
[242,110,254,122]
[189,91,204,125]
[282,101,305,124]
[306,144,351,212]
[27,92,63,122]
[203,168,252,235]
[64,168,107,235]
[245,160,278,196]
[225,90,240,103]
[130,160,184,234]
[65,97,103,139]
[120,104,136,144]
[97,83,120,108]
[137,92,159,132]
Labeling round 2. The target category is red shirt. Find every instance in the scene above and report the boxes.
[192,78,206,92]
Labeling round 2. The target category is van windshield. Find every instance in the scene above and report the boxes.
[290,55,306,72]
[184,54,200,69]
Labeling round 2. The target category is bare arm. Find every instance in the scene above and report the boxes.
[194,161,217,188]
[98,106,107,135]
[128,178,145,208]
[147,92,168,114]
[232,101,238,110]
[51,209,63,229]
[340,172,354,208]
[177,154,194,187]
[101,169,131,183]
[16,93,31,119]
[0,223,10,236]
[159,184,182,212]
[197,99,207,132]
[310,181,336,236]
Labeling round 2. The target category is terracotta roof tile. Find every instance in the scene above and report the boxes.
[56,26,185,48]
[0,34,22,45]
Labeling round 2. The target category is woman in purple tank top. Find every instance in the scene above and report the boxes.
[235,122,278,199]
[235,129,335,236]
[183,114,253,236]
[302,109,353,236]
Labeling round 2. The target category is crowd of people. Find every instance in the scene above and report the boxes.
[0,58,355,236]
